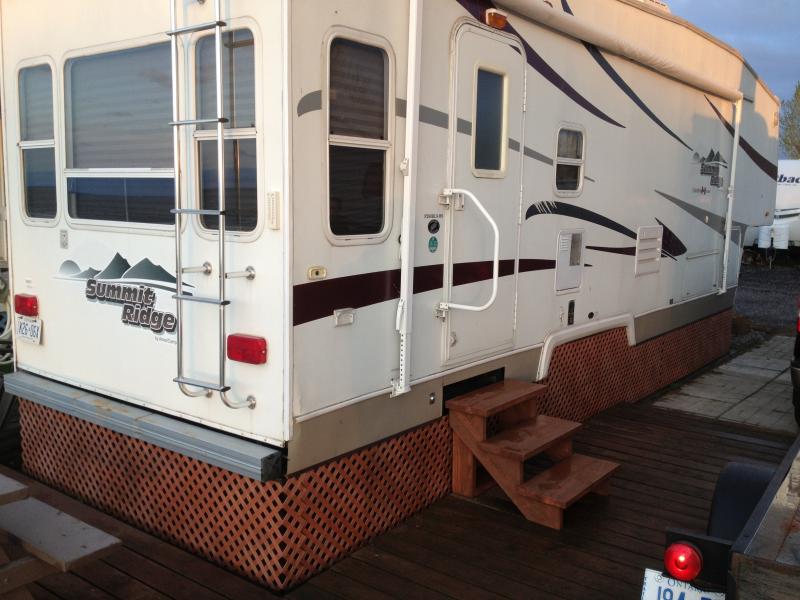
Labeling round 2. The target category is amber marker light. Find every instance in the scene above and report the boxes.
[485,8,508,30]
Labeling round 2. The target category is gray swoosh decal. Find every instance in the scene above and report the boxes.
[297,91,321,117]
[655,190,746,234]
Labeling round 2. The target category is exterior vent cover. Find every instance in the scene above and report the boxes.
[635,226,663,276]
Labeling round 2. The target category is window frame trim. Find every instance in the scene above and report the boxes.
[553,123,586,198]
[17,58,60,226]
[323,28,396,246]
[470,64,509,180]
[60,33,177,234]
[189,22,264,241]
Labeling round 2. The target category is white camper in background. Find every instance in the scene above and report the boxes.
[0,0,778,474]
[746,159,800,250]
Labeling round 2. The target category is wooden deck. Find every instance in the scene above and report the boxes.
[5,401,795,600]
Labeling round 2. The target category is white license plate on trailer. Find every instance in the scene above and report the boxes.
[15,316,41,344]
[641,569,725,600]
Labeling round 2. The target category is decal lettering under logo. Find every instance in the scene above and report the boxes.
[85,279,177,334]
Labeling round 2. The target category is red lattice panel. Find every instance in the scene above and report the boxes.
[19,403,451,591]
[538,310,732,422]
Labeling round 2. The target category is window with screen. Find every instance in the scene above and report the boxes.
[19,64,57,219]
[328,37,390,238]
[555,128,585,194]
[474,68,506,175]
[64,43,173,224]
[195,28,257,232]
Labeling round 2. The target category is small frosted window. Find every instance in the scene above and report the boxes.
[555,128,585,193]
[474,69,505,172]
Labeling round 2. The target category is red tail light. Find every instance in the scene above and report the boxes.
[14,294,39,317]
[664,542,703,582]
[227,334,267,365]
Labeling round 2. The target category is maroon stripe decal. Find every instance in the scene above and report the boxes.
[519,259,557,272]
[586,245,637,256]
[293,259,555,326]
[453,259,515,286]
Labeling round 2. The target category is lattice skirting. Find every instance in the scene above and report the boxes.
[18,309,731,590]
[19,404,452,591]
[538,309,733,422]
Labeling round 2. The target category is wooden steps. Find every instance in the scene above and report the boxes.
[479,416,581,462]
[517,454,619,508]
[448,380,619,530]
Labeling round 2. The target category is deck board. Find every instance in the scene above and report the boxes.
[0,401,794,599]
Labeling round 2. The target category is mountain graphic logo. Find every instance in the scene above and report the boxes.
[57,253,191,292]
[692,149,729,169]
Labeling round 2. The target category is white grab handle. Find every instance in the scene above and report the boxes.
[440,188,500,313]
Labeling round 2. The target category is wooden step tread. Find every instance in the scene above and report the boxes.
[517,454,620,509]
[479,416,581,461]
[446,380,547,417]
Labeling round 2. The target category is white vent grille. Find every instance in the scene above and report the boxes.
[635,226,663,276]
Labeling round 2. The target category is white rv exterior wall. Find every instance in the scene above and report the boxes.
[1,0,779,458]
[289,0,777,426]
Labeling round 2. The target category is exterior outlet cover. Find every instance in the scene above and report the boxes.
[333,308,355,327]
[266,191,281,230]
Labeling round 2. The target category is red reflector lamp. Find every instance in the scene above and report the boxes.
[14,294,39,317]
[664,542,703,582]
[484,8,508,30]
[227,334,267,365]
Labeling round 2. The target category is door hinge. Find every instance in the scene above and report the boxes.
[434,302,449,321]
[439,190,465,211]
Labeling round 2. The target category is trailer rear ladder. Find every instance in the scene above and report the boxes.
[168,0,255,409]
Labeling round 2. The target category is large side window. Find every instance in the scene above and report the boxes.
[555,127,585,195]
[195,28,257,233]
[328,37,390,238]
[473,68,506,176]
[65,43,173,224]
[19,64,57,219]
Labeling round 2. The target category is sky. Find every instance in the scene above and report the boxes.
[669,0,798,102]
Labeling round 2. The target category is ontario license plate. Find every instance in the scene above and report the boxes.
[16,316,41,344]
[641,569,725,600]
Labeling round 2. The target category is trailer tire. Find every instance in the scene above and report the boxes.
[707,462,775,541]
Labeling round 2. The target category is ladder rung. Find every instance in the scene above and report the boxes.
[172,208,225,216]
[167,21,226,36]
[174,376,230,393]
[169,117,229,127]
[173,294,231,306]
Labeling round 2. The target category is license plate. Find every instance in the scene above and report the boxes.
[641,569,725,600]
[16,316,42,345]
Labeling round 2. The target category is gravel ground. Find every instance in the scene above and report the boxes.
[735,263,800,334]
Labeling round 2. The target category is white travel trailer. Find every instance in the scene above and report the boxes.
[0,0,778,476]
[745,159,800,250]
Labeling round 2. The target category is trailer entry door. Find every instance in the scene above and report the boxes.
[442,25,524,365]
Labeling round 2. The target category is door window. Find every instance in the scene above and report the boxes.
[473,68,506,175]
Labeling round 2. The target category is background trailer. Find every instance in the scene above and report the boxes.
[1,0,778,590]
